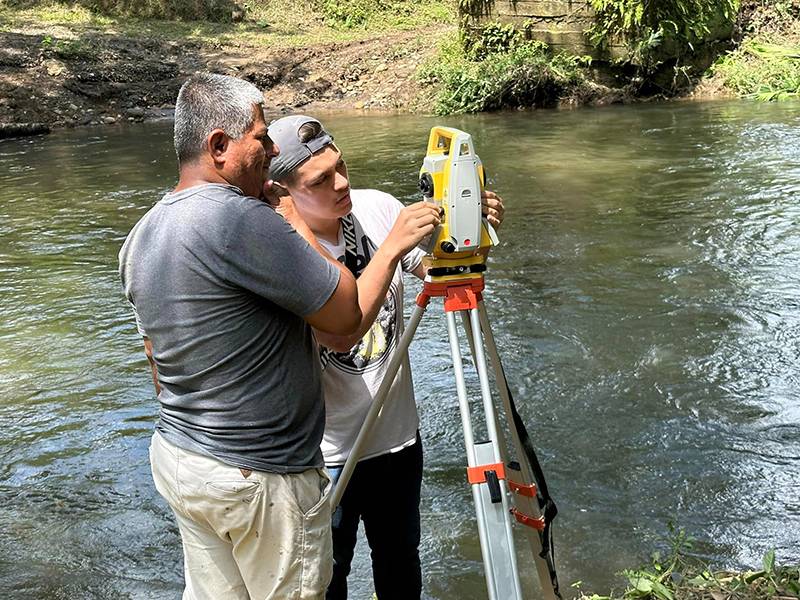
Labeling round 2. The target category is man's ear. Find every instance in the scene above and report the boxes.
[207,128,229,166]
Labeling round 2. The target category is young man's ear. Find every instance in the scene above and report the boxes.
[207,129,229,166]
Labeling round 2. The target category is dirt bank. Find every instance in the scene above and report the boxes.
[0,22,446,134]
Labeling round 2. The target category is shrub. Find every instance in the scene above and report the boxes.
[588,0,738,69]
[712,39,800,99]
[711,0,800,100]
[419,30,585,114]
[314,0,447,29]
[464,21,520,60]
[41,34,96,59]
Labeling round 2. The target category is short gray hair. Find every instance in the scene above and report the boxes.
[174,73,264,165]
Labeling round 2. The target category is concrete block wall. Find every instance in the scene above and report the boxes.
[472,0,626,59]
[468,0,732,61]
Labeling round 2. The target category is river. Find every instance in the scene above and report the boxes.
[1,100,799,599]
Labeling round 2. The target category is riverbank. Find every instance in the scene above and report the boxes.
[1,1,798,134]
[575,532,800,600]
[0,2,452,132]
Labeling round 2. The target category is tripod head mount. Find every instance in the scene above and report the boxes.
[418,127,499,282]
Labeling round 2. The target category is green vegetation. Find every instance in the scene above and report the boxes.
[4,0,240,21]
[575,526,800,600]
[315,0,451,29]
[588,0,738,69]
[40,32,95,58]
[2,0,800,111]
[457,0,494,20]
[419,23,586,114]
[0,0,452,47]
[711,1,800,100]
[714,40,800,99]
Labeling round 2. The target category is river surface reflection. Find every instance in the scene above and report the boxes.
[1,100,799,599]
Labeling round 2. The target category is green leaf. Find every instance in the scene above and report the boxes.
[763,549,776,574]
[651,580,675,600]
[743,570,766,584]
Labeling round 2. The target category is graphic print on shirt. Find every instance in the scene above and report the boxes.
[320,220,399,375]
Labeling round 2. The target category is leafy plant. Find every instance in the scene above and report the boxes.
[40,34,95,60]
[575,524,800,600]
[588,0,738,71]
[314,0,448,29]
[419,30,584,114]
[458,0,495,20]
[464,21,520,60]
[316,0,377,28]
[713,38,800,99]
[621,524,693,600]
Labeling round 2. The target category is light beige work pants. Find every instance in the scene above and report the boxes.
[149,431,333,600]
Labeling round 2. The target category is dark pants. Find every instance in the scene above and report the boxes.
[326,434,423,600]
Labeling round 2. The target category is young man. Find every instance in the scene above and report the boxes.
[266,115,504,600]
[119,75,362,600]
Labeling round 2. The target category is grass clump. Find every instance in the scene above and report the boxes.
[314,0,452,30]
[0,0,452,49]
[0,1,114,26]
[40,33,96,58]
[711,1,800,100]
[575,525,800,600]
[713,40,800,99]
[3,0,242,22]
[419,23,586,114]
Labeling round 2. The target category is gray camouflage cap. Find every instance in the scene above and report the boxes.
[267,115,334,181]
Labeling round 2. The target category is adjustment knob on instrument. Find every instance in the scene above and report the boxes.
[419,173,434,198]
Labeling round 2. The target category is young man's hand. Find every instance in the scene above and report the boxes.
[385,201,441,259]
[262,180,294,216]
[262,179,318,246]
[482,190,505,229]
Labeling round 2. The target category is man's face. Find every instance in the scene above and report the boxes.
[285,145,351,222]
[225,105,278,198]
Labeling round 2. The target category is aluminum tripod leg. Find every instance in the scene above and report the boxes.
[331,300,428,508]
[460,312,510,465]
[329,281,560,600]
[447,308,524,600]
[478,300,561,600]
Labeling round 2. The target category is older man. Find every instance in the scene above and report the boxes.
[119,74,361,600]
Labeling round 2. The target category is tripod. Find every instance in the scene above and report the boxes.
[330,272,562,600]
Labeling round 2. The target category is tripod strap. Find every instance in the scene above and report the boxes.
[319,215,360,372]
[341,214,359,277]
[500,366,562,598]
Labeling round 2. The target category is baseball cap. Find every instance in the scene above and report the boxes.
[267,115,335,181]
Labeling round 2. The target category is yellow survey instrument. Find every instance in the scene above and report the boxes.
[418,126,499,280]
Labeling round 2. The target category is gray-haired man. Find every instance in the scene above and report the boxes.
[119,74,362,600]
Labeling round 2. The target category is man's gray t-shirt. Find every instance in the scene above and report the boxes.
[119,183,339,473]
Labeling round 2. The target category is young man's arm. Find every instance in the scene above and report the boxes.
[313,201,441,352]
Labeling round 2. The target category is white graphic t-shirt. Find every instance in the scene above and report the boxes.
[317,189,425,465]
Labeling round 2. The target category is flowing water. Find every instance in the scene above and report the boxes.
[1,100,799,599]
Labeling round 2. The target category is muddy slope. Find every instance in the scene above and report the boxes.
[0,25,444,132]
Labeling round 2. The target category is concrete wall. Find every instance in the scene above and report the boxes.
[471,0,626,59]
[468,0,733,62]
